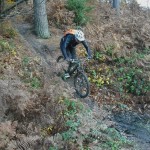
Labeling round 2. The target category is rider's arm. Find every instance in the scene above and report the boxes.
[81,40,92,58]
[61,34,73,59]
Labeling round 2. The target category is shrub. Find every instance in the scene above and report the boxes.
[115,66,150,96]
[66,0,93,26]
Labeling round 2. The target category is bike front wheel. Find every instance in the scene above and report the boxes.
[74,71,90,98]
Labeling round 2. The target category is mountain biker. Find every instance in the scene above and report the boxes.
[60,29,92,78]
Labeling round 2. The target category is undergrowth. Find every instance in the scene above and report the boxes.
[0,36,42,89]
[43,98,132,149]
[0,21,17,38]
[113,49,150,96]
[81,46,150,97]
[20,56,42,89]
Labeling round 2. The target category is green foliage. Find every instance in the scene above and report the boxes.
[49,147,58,150]
[123,68,149,95]
[114,49,149,67]
[21,56,42,89]
[0,21,17,38]
[6,28,17,38]
[142,47,150,54]
[101,128,131,150]
[22,56,30,66]
[82,126,132,150]
[30,77,41,89]
[114,56,150,95]
[0,39,16,55]
[94,51,106,62]
[66,0,93,26]
[61,99,82,141]
[85,46,150,98]
[107,48,150,96]
[41,97,132,149]
[87,64,111,87]
[105,45,115,57]
[61,99,131,149]
[0,40,10,52]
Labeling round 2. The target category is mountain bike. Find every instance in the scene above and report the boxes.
[57,56,90,98]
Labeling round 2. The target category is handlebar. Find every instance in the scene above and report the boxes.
[69,58,91,63]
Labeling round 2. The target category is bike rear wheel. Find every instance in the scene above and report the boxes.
[74,71,90,98]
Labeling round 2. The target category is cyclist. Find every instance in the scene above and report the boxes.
[60,29,92,78]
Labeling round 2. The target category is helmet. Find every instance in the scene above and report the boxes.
[75,30,85,41]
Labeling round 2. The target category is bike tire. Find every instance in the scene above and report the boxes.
[74,71,90,98]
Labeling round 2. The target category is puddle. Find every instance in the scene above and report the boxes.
[113,111,150,150]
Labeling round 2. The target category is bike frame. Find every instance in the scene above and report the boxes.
[68,59,86,76]
[57,55,90,98]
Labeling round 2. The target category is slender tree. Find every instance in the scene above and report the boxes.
[33,0,50,38]
[146,0,150,18]
[0,0,4,13]
[112,0,120,16]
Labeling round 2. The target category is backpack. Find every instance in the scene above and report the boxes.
[64,29,77,36]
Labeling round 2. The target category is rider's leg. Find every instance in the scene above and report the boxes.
[66,47,77,75]
[60,38,66,59]
[70,47,77,59]
[64,47,72,78]
[66,47,74,73]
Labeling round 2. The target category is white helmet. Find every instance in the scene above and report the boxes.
[75,30,85,41]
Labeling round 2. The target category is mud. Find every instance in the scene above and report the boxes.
[113,111,150,150]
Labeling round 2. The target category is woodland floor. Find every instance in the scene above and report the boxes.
[12,17,150,150]
[0,1,150,149]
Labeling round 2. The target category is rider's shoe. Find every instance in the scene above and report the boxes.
[64,73,70,78]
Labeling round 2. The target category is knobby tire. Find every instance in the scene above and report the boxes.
[74,71,90,98]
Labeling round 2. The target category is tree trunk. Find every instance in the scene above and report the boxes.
[113,0,120,8]
[0,0,4,13]
[33,0,50,38]
[113,0,120,16]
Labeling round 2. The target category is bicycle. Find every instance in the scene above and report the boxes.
[56,56,90,98]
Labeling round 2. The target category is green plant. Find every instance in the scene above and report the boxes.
[114,56,135,66]
[105,45,115,57]
[112,48,150,96]
[60,99,84,141]
[94,51,106,62]
[115,67,150,95]
[66,0,93,26]
[0,22,17,38]
[21,56,42,89]
[88,67,111,87]
[124,69,149,95]
[142,47,150,54]
[30,77,41,89]
[0,39,15,52]
[49,147,58,150]
[22,56,30,66]
[101,127,132,150]
[0,39,18,58]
